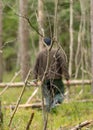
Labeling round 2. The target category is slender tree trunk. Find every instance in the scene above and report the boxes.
[75,19,82,79]
[75,0,86,79]
[38,1,48,130]
[18,0,30,81]
[80,0,86,89]
[0,0,3,82]
[69,0,73,77]
[90,0,93,92]
[38,0,45,51]
[54,0,58,41]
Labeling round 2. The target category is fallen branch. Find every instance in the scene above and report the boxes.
[0,80,91,88]
[66,80,91,85]
[26,88,39,104]
[4,98,93,110]
[71,120,93,130]
[75,99,93,103]
[64,99,93,104]
[0,82,24,88]
[5,103,43,109]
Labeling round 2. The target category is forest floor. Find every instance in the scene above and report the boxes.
[0,72,92,129]
[0,83,93,130]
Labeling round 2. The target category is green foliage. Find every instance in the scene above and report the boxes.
[44,1,54,15]
[1,0,91,79]
[3,43,17,71]
[3,4,18,40]
[3,46,16,59]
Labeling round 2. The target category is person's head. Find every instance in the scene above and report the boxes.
[43,37,51,46]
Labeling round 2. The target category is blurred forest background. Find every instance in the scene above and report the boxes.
[0,0,92,82]
[0,0,93,129]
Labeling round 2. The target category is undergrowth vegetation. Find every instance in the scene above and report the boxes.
[0,84,93,130]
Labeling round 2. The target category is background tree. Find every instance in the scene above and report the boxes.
[0,0,91,81]
[0,0,3,82]
[38,0,45,51]
[54,0,58,41]
[75,0,90,79]
[18,0,30,81]
[90,0,93,91]
[69,0,73,77]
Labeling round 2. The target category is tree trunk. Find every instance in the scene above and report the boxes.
[18,0,30,81]
[90,0,93,92]
[69,0,73,77]
[0,0,3,82]
[38,0,45,51]
[54,0,58,41]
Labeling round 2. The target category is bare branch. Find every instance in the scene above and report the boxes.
[26,88,39,104]
[26,112,34,130]
[0,39,17,50]
[71,120,93,130]
[8,69,32,127]
[0,71,21,96]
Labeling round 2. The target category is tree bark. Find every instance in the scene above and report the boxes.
[38,0,45,51]
[69,0,73,77]
[90,0,93,92]
[18,0,30,81]
[0,0,3,82]
[54,0,58,41]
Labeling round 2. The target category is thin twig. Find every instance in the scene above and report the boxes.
[4,3,44,38]
[0,39,17,54]
[16,14,44,38]
[40,44,54,130]
[8,69,32,127]
[43,113,48,130]
[54,39,68,63]
[0,71,21,96]
[0,101,3,125]
[25,16,44,37]
[0,39,17,50]
[26,88,39,104]
[71,120,93,130]
[40,51,49,130]
[26,112,34,130]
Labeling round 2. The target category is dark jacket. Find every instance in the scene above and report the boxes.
[33,49,69,81]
